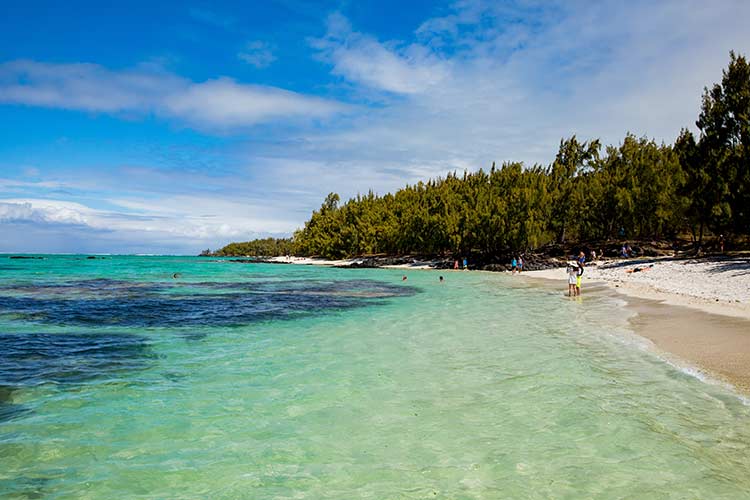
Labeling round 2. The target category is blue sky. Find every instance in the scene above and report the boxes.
[1,0,749,254]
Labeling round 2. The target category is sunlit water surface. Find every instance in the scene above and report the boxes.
[1,255,749,499]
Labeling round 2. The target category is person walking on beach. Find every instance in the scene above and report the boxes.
[463,257,468,270]
[518,255,524,272]
[511,256,518,274]
[453,260,459,270]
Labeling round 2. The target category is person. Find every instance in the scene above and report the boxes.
[577,251,586,267]
[518,256,524,272]
[439,276,444,283]
[719,234,725,253]
[567,263,578,297]
[453,260,459,270]
[511,256,518,274]
[402,275,408,281]
[626,244,632,257]
[626,264,653,274]
[621,244,628,258]
[463,258,468,270]
[591,249,597,261]
[575,263,584,295]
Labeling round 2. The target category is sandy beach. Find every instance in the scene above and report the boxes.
[522,257,750,394]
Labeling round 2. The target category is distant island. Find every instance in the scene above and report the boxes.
[211,52,749,262]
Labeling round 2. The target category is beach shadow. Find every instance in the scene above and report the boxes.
[704,257,750,277]
[596,255,750,276]
[594,258,664,270]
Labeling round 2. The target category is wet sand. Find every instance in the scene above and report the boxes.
[625,296,750,394]
[521,271,750,395]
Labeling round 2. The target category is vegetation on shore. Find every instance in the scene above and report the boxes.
[215,52,750,260]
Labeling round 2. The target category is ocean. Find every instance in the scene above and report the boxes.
[1,255,749,499]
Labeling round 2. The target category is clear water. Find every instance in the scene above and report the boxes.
[1,255,749,499]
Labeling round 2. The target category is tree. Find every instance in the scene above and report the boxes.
[695,51,750,235]
[548,136,601,243]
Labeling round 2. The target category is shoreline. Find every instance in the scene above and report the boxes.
[521,258,750,320]
[520,263,750,396]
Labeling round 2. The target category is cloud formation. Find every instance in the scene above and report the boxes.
[313,13,450,94]
[238,41,277,68]
[0,60,346,129]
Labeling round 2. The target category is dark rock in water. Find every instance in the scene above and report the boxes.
[483,263,510,272]
[0,385,31,422]
[9,256,44,259]
[86,256,97,259]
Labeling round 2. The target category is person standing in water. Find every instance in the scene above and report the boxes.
[567,263,578,297]
[575,251,585,295]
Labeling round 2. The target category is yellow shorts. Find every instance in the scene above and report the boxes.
[576,276,582,287]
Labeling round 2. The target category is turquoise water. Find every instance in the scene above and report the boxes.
[1,255,749,499]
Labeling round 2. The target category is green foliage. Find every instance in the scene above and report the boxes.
[220,51,749,258]
[695,51,750,236]
[214,238,294,257]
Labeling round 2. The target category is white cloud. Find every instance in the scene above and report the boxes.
[312,13,451,94]
[0,60,346,128]
[163,78,346,128]
[0,200,89,225]
[0,60,179,113]
[238,41,277,68]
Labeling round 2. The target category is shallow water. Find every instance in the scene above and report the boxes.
[1,255,749,499]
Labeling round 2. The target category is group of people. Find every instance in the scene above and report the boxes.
[567,251,586,297]
[510,255,524,273]
[453,258,469,270]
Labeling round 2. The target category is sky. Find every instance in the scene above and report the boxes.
[1,0,749,254]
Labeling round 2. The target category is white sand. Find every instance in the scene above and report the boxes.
[524,257,750,319]
[267,256,360,266]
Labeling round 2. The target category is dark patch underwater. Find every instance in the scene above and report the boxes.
[0,278,417,327]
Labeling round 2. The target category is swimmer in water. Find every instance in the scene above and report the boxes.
[439,276,444,283]
[402,275,408,281]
